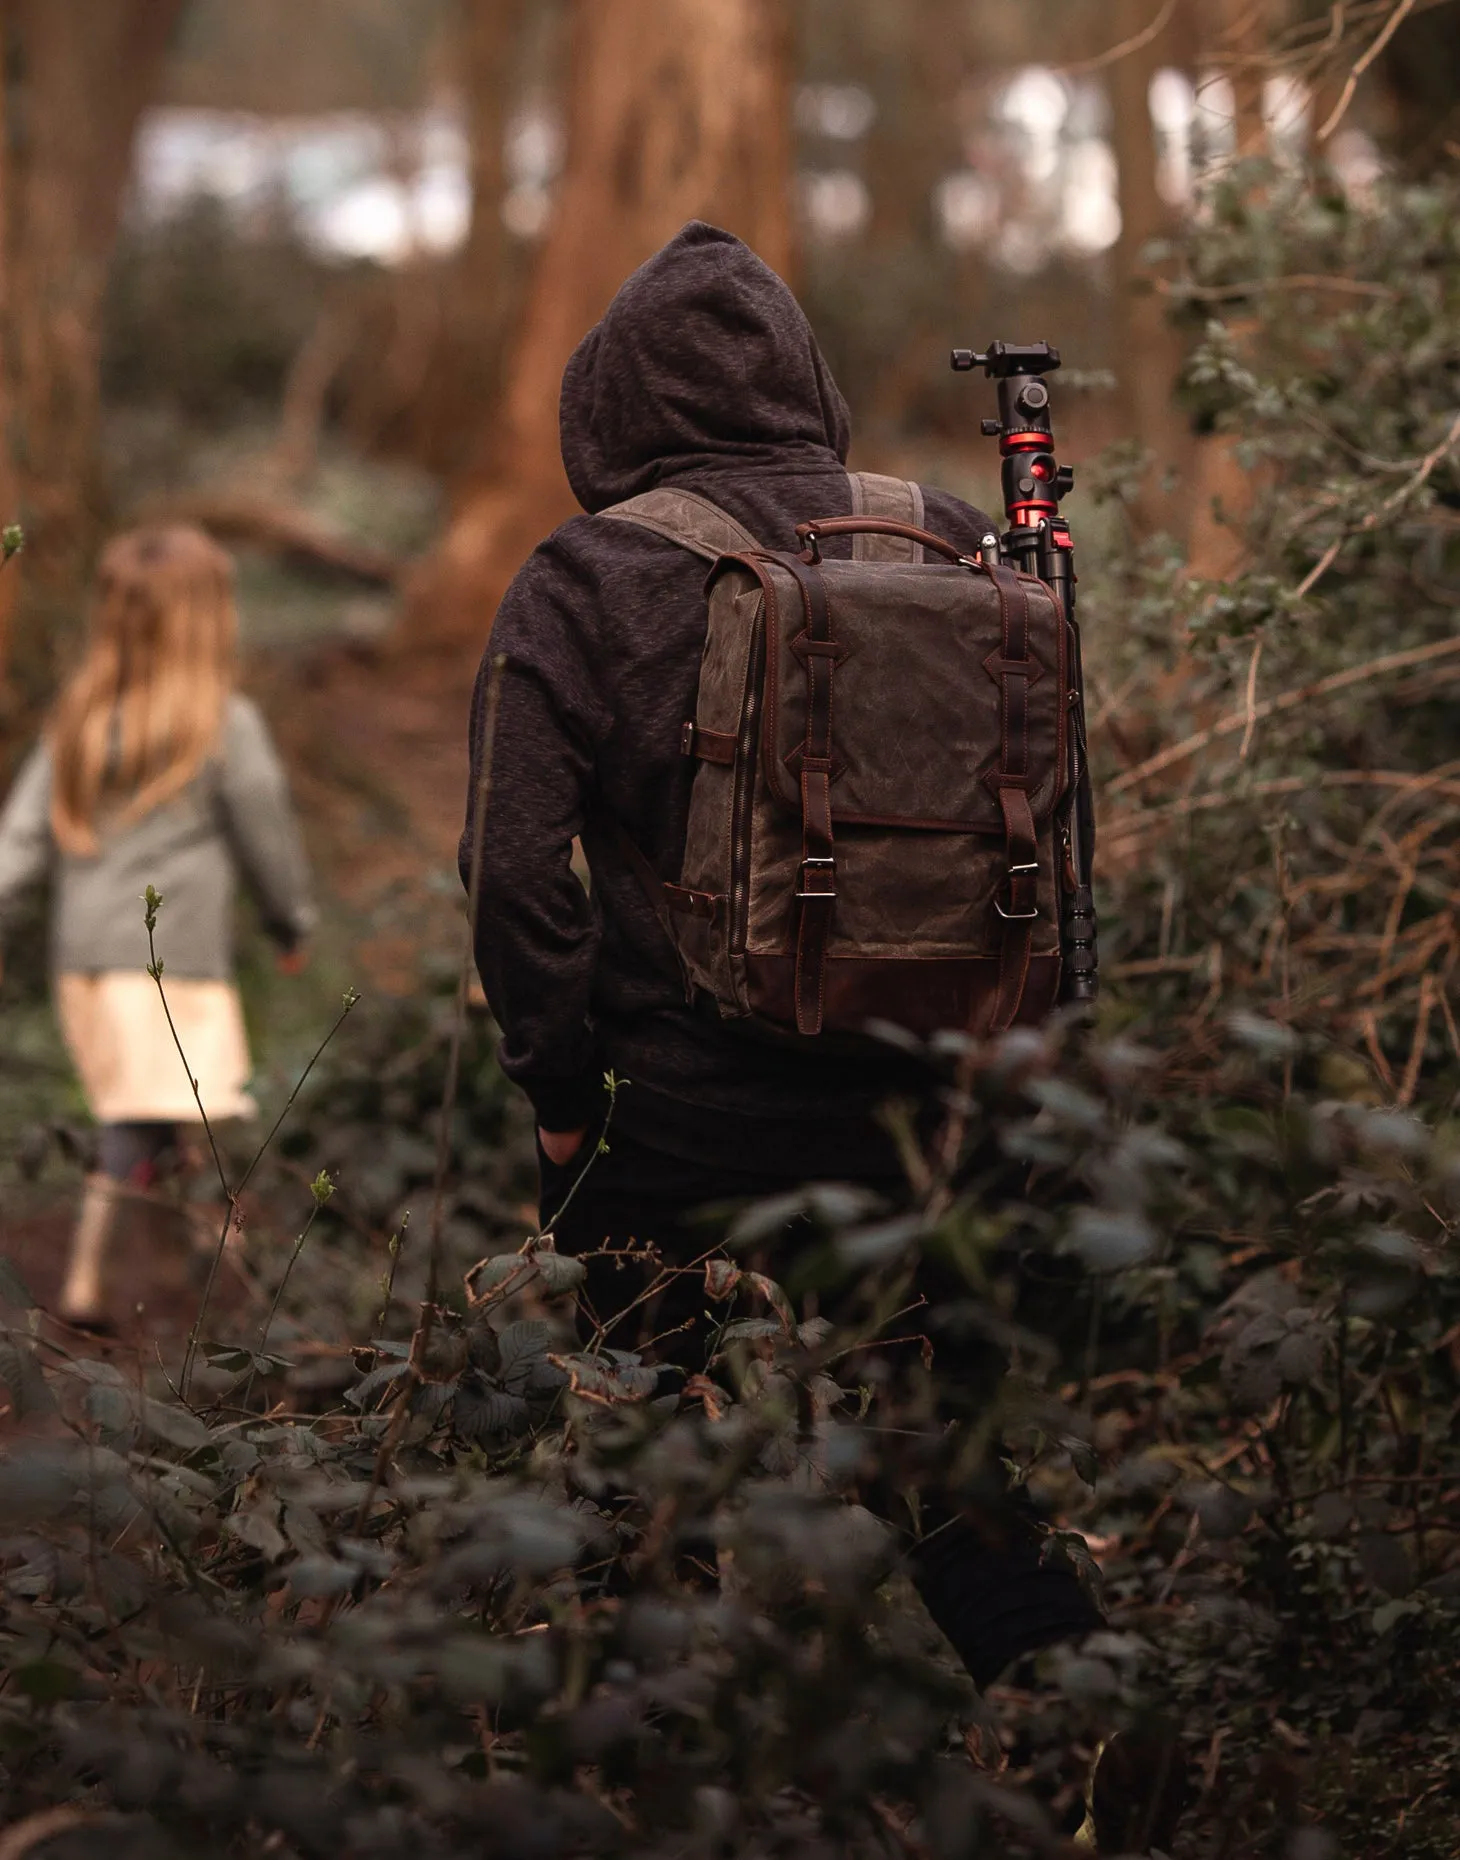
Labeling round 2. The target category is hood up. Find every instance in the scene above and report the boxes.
[559,222,852,513]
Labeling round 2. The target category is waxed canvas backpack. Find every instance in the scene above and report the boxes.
[600,472,1074,1041]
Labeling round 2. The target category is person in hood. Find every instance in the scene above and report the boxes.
[463,217,1123,1705]
[463,221,997,1190]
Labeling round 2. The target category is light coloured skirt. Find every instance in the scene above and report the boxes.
[55,970,257,1125]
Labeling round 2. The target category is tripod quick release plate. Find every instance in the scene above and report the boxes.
[951,341,1061,378]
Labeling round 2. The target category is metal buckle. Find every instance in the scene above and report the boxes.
[796,856,836,902]
[995,861,1039,922]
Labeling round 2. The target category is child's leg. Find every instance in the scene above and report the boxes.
[58,1173,121,1326]
[58,1123,178,1326]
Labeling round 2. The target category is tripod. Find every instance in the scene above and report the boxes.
[953,341,1098,1008]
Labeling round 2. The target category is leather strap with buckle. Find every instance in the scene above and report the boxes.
[986,564,1040,1032]
[769,550,841,1035]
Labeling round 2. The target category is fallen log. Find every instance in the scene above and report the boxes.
[135,490,401,588]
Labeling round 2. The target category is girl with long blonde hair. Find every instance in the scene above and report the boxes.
[0,525,314,1329]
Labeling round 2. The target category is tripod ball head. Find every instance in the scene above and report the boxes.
[950,341,1061,379]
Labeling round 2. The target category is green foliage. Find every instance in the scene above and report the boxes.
[3,995,1459,1856]
[1085,164,1460,1113]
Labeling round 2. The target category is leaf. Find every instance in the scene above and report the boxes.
[0,1335,56,1419]
[682,1374,729,1421]
[547,1353,655,1406]
[225,1507,288,1561]
[1067,1208,1156,1272]
[86,1384,139,1441]
[1274,1328,1325,1386]
[1058,1433,1100,1488]
[1371,1596,1423,1636]
[1039,1527,1106,1613]
[835,1213,927,1268]
[745,1273,794,1329]
[1227,1010,1300,1058]
[727,1190,810,1247]
[1359,1226,1421,1267]
[208,1346,295,1378]
[465,1252,534,1302]
[531,1249,586,1297]
[704,1258,741,1301]
[0,1257,36,1308]
[497,1320,552,1384]
[453,1384,532,1441]
[717,1318,783,1345]
[141,1398,211,1451]
[344,1359,412,1409]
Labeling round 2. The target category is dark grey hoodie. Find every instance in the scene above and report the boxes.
[463,222,995,1175]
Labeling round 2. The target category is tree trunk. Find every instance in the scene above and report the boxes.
[334,0,534,478]
[1,0,188,714]
[1185,0,1279,578]
[413,0,794,641]
[453,0,531,416]
[1108,0,1198,543]
[857,0,969,443]
[0,25,19,721]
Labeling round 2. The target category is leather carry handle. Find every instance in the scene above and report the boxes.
[794,516,980,566]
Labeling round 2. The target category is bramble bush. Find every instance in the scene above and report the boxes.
[2,988,1458,1857]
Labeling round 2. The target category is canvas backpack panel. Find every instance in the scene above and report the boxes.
[599,476,1074,1042]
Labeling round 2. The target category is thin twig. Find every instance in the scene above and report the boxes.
[1109,634,1460,795]
[1060,0,1176,74]
[374,1212,411,1341]
[180,983,360,1403]
[425,653,506,1318]
[1106,767,1460,844]
[1398,973,1438,1106]
[232,989,362,1203]
[239,1189,332,1409]
[1294,407,1460,601]
[1238,637,1264,760]
[144,899,229,1203]
[1157,273,1397,302]
[143,894,235,1403]
[1316,0,1419,141]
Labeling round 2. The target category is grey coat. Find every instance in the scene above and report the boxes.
[0,694,315,979]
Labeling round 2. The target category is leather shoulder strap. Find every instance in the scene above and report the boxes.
[848,472,926,563]
[598,489,763,562]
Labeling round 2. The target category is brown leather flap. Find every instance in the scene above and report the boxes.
[741,555,1069,833]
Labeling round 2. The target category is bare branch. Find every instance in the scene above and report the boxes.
[1060,0,1177,75]
[1109,634,1460,795]
[1317,0,1419,142]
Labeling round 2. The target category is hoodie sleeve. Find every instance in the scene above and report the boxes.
[462,538,612,1135]
[217,696,317,951]
[0,743,53,948]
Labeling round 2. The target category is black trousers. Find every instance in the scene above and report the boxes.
[540,1128,1101,1691]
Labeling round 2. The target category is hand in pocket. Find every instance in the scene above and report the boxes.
[538,1126,588,1167]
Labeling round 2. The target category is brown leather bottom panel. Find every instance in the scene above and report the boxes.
[743,952,1062,1040]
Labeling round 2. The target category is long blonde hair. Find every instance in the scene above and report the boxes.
[50,525,238,856]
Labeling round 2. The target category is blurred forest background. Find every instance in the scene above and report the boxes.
[1,6,1459,1855]
[0,0,1451,1018]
